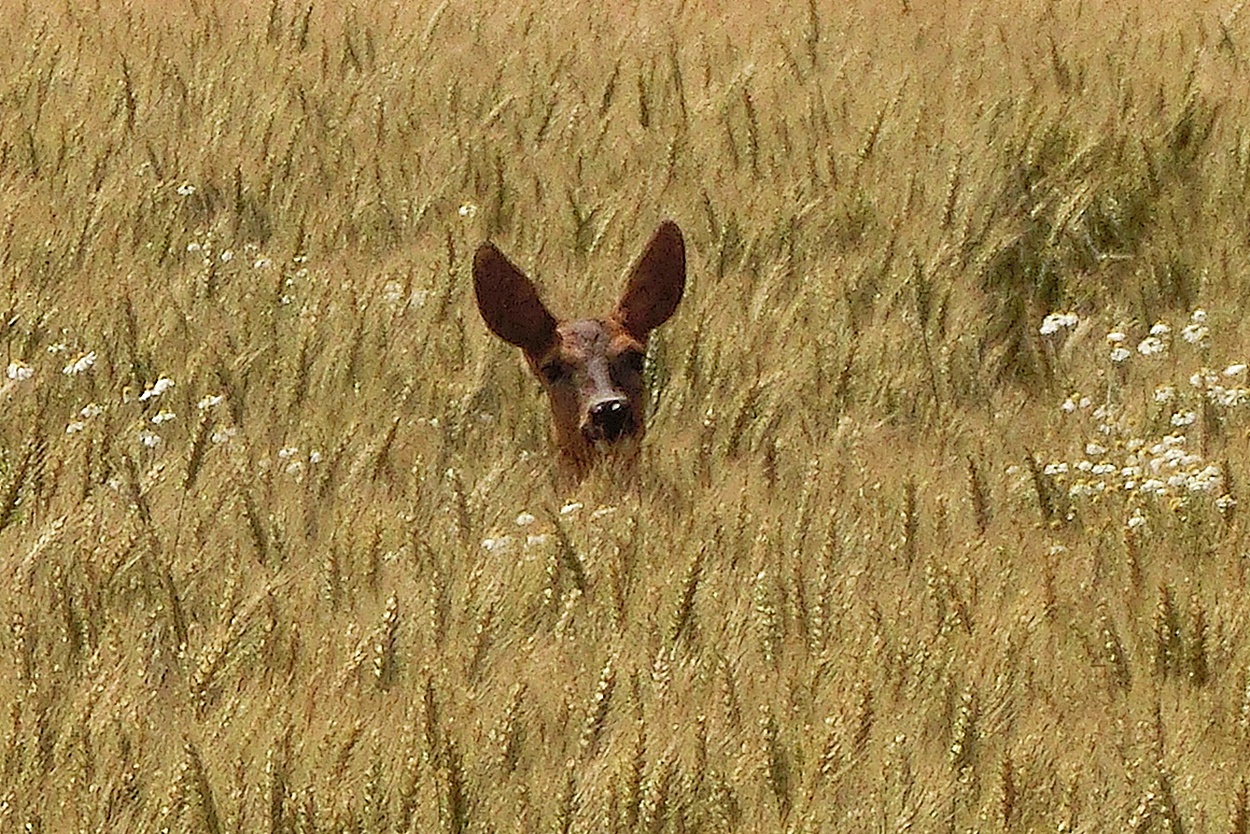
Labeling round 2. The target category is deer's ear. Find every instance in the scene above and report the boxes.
[613,221,685,340]
[474,243,558,356]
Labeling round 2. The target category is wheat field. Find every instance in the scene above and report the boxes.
[2,0,1250,830]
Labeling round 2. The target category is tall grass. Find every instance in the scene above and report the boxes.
[3,0,1250,830]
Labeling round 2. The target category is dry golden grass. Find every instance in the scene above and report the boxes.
[3,0,1250,830]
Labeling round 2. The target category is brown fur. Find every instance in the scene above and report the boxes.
[473,221,686,482]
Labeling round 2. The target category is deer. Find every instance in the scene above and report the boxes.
[473,220,686,483]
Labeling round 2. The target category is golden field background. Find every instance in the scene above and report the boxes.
[2,0,1250,830]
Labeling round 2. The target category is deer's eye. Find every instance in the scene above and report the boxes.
[541,361,571,385]
[616,350,646,376]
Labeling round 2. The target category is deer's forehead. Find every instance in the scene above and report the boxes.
[552,319,640,357]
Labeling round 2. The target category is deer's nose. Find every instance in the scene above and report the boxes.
[585,398,633,443]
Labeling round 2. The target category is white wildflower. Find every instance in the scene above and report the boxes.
[1208,386,1243,407]
[1148,440,1181,460]
[515,512,537,527]
[1040,312,1079,335]
[480,536,514,554]
[138,429,162,448]
[1093,404,1117,421]
[62,351,96,376]
[560,502,583,515]
[197,394,224,409]
[79,403,104,418]
[1187,466,1222,492]
[139,376,175,401]
[6,362,33,381]
[151,410,176,424]
[1137,336,1166,356]
[1069,481,1097,497]
[382,281,405,307]
[1181,323,1209,345]
[1153,385,1175,403]
[1110,347,1131,364]
[65,421,86,434]
[1170,411,1197,427]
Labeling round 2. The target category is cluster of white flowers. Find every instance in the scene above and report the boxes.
[478,503,617,556]
[1106,331,1131,364]
[1060,393,1093,413]
[1040,312,1079,336]
[1045,433,1225,505]
[1181,309,1209,346]
[6,362,33,381]
[62,351,96,376]
[186,236,276,275]
[65,402,106,434]
[1189,364,1250,408]
[1041,308,1239,530]
[17,232,269,455]
[1043,311,1212,367]
[48,368,232,453]
[139,376,174,401]
[211,427,237,444]
[276,446,324,477]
